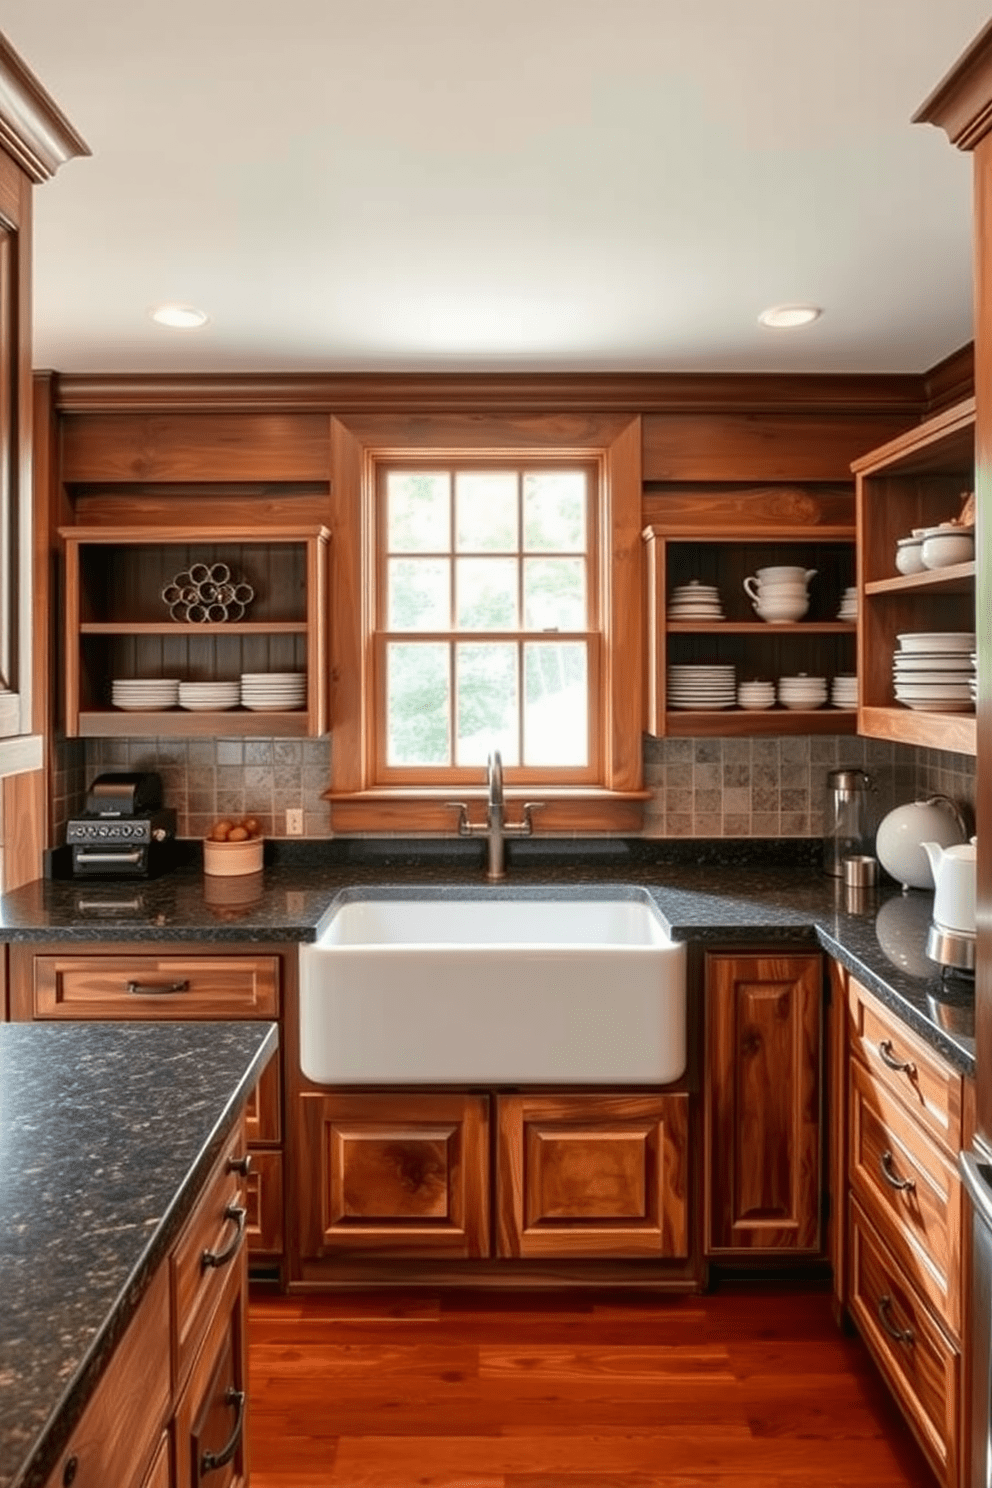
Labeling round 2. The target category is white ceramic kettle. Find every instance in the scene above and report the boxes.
[921,837,977,937]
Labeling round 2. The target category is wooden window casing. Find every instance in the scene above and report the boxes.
[327,413,646,833]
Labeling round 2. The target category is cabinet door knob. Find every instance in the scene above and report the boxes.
[201,1204,247,1270]
[227,1153,252,1177]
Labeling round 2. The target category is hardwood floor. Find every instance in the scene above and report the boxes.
[248,1281,936,1487]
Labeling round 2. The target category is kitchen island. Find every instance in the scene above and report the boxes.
[0,1019,278,1488]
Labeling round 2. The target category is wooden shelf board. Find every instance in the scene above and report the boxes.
[663,709,858,737]
[645,526,856,542]
[666,621,856,635]
[859,705,976,756]
[61,524,330,543]
[76,710,315,738]
[79,621,307,635]
[864,563,975,597]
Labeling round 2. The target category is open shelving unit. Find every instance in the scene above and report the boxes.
[853,399,976,757]
[61,525,330,738]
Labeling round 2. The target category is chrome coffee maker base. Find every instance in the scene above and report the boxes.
[926,922,976,974]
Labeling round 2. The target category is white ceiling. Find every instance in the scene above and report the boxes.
[3,0,991,376]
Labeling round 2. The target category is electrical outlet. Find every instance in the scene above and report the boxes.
[285,808,304,836]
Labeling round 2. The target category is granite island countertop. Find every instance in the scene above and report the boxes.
[0,839,975,1075]
[0,1020,278,1488]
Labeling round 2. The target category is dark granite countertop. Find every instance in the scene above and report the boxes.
[0,837,975,1074]
[0,1020,278,1488]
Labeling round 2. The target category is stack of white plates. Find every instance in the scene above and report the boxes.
[970,654,978,705]
[667,664,736,711]
[893,633,976,713]
[667,581,724,622]
[830,674,858,709]
[240,671,307,711]
[837,587,858,622]
[737,680,776,710]
[777,674,828,710]
[111,678,179,711]
[178,681,241,712]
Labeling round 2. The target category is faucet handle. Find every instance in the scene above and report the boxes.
[520,801,545,835]
[446,802,472,836]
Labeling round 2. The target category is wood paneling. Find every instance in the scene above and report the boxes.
[643,411,916,482]
[642,482,854,533]
[61,412,331,483]
[705,952,822,1254]
[496,1093,689,1259]
[0,766,44,888]
[296,1091,490,1260]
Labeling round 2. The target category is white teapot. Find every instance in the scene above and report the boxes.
[921,837,977,937]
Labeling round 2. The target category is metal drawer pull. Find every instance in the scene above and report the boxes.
[877,1039,916,1077]
[880,1150,916,1193]
[201,1204,247,1270]
[199,1387,246,1477]
[125,978,190,996]
[227,1153,252,1177]
[877,1293,915,1346]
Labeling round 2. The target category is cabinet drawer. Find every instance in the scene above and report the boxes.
[246,1150,284,1258]
[43,1265,171,1488]
[173,1247,248,1488]
[244,1056,281,1144]
[849,1198,958,1488]
[496,1093,689,1259]
[30,953,279,1019]
[172,1125,249,1393]
[848,978,961,1153]
[849,1057,962,1336]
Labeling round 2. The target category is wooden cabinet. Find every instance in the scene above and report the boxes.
[296,1091,491,1260]
[496,1093,689,1259]
[9,942,286,1277]
[643,485,856,737]
[60,524,329,738]
[44,1119,249,1488]
[845,976,969,1487]
[852,399,976,756]
[704,951,823,1254]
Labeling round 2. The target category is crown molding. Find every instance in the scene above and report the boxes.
[913,18,992,150]
[47,370,928,418]
[922,342,975,413]
[0,33,89,183]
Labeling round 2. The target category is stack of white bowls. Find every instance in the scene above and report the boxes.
[836,587,857,621]
[667,581,725,622]
[830,674,858,709]
[743,566,816,623]
[178,680,241,712]
[892,633,976,713]
[777,674,827,710]
[111,678,179,711]
[667,664,736,711]
[737,680,776,710]
[240,671,307,711]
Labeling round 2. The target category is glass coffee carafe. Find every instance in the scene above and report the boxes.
[823,768,874,878]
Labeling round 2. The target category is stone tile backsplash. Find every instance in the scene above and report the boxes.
[51,732,977,846]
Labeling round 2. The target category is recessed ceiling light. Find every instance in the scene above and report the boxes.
[149,303,209,329]
[758,304,822,329]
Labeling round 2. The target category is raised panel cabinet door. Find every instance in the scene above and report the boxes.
[296,1092,490,1259]
[495,1093,689,1259]
[245,1150,284,1259]
[705,952,822,1254]
[26,953,279,1019]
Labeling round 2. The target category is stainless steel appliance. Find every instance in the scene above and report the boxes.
[66,771,176,878]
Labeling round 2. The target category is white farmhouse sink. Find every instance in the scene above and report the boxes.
[298,894,686,1085]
